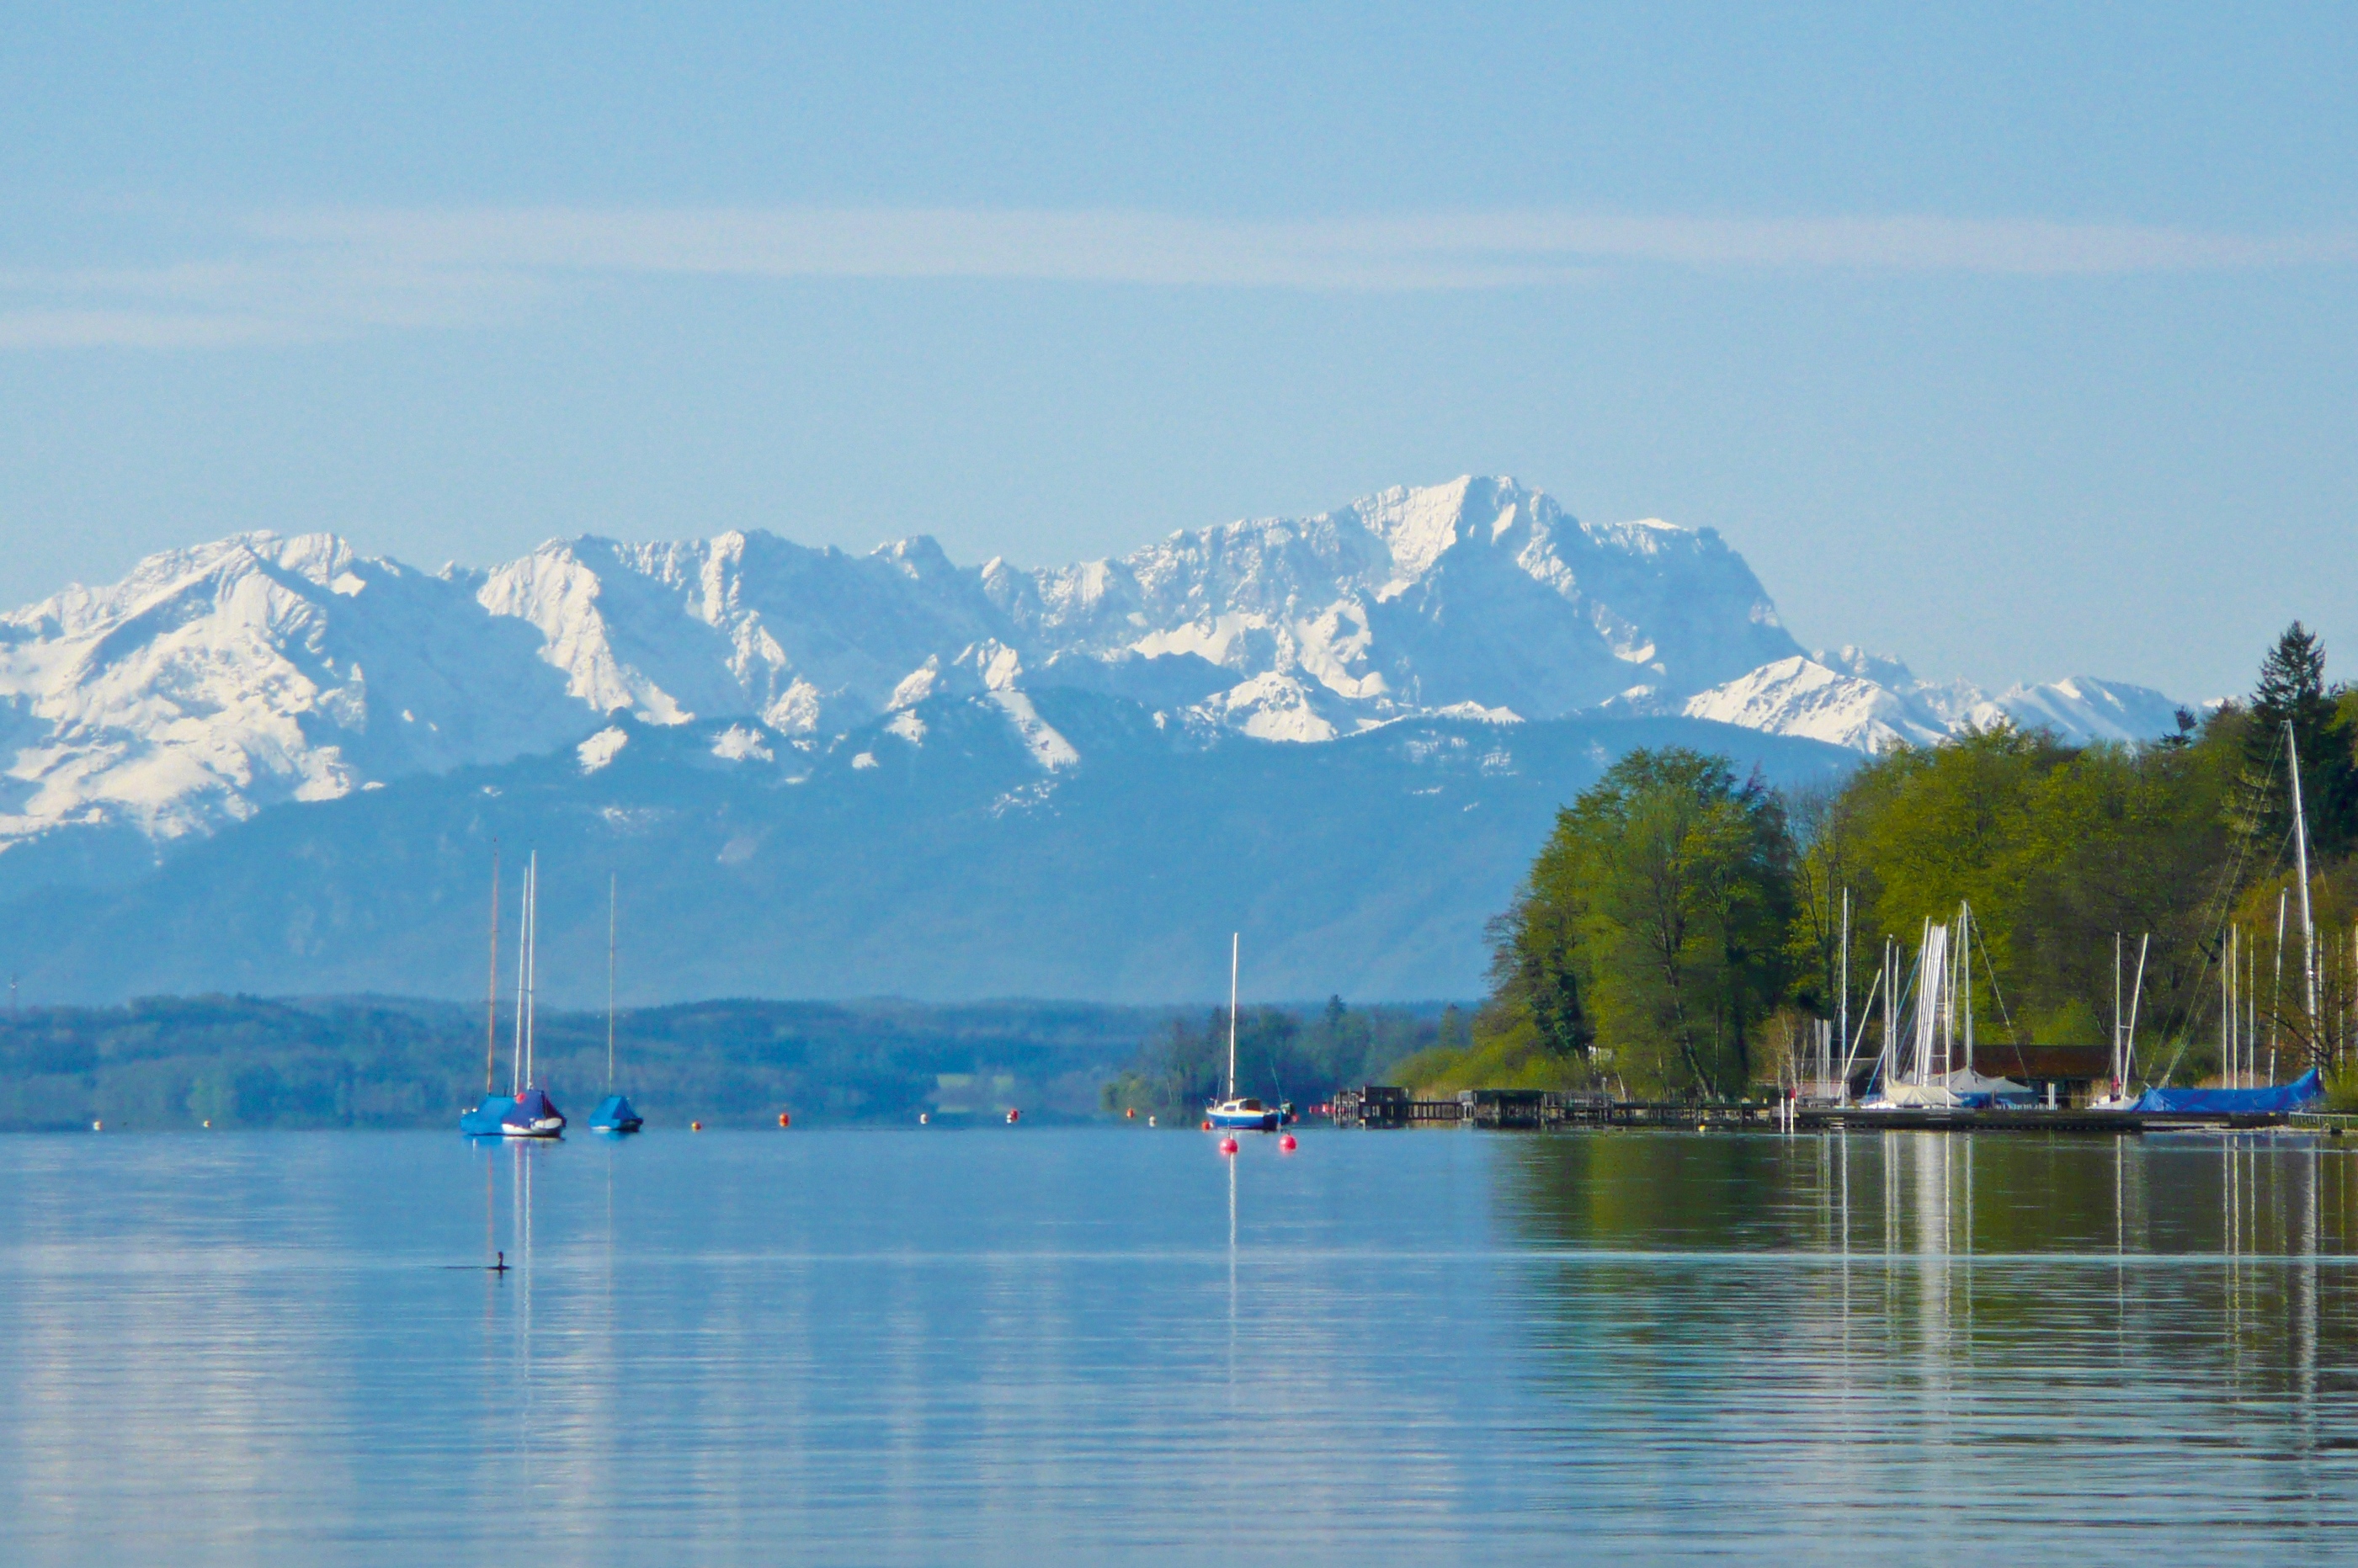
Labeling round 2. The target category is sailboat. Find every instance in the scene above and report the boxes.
[1205,933,1294,1133]
[500,851,566,1138]
[1863,906,2031,1109]
[589,873,643,1135]
[2135,720,2329,1116]
[460,846,519,1135]
[2089,933,2152,1110]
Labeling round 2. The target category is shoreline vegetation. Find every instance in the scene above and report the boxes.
[0,996,1181,1133]
[1381,624,2358,1108]
[0,991,1458,1134]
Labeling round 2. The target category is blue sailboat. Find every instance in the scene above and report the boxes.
[2129,723,2335,1119]
[589,1094,642,1134]
[461,847,517,1135]
[460,1094,514,1136]
[589,873,643,1135]
[498,851,564,1139]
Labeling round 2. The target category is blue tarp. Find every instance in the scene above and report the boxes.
[2132,1068,2324,1114]
[589,1094,642,1132]
[503,1087,565,1129]
[459,1093,515,1135]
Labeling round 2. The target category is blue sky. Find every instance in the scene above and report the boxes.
[2,3,2352,697]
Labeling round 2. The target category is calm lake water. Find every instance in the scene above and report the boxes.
[3,1126,2357,1564]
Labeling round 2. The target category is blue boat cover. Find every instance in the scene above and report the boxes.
[503,1087,564,1127]
[589,1093,641,1130]
[459,1093,516,1135]
[2133,1068,2324,1114]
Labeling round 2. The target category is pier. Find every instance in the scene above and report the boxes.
[1327,1086,2298,1134]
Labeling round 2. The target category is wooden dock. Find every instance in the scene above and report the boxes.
[1327,1087,2295,1135]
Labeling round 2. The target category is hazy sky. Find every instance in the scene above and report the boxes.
[3,4,2352,699]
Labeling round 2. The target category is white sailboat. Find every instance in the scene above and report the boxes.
[1865,904,2030,1108]
[1205,933,1292,1133]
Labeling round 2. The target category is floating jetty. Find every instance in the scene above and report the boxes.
[1328,1086,2298,1134]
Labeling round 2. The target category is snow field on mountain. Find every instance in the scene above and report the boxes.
[0,476,2181,858]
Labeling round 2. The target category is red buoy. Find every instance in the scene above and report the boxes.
[1219,1136,1239,1155]
[778,1111,791,1128]
[1125,1107,1135,1119]
[1201,1120,1213,1132]
[1006,1108,1020,1124]
[1280,1133,1297,1152]
[691,1120,703,1132]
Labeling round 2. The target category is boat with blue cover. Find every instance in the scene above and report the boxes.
[588,874,642,1135]
[460,1093,515,1135]
[498,850,564,1138]
[589,1094,643,1134]
[460,847,516,1136]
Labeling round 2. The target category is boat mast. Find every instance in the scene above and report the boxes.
[2126,933,2149,1088]
[2288,721,2321,1052]
[512,864,530,1097]
[1882,938,1896,1090]
[2121,928,2141,1089]
[524,852,539,1091]
[607,872,617,1094]
[1838,889,1850,1103]
[486,842,500,1097]
[1227,932,1239,1100]
[1961,901,1973,1076]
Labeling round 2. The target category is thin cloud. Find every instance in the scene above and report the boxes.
[268,205,2358,280]
[0,309,300,349]
[4,205,2351,348]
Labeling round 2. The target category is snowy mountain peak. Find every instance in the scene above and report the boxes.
[1682,653,2184,753]
[0,476,2185,858]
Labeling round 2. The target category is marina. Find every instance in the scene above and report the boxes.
[1327,1085,2319,1135]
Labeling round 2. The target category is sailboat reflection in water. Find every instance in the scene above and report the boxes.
[590,873,643,1135]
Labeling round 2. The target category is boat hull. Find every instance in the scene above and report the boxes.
[500,1117,566,1139]
[1206,1098,1291,1132]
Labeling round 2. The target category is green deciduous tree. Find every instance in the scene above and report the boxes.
[1481,748,1791,1098]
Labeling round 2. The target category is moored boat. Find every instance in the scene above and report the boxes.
[460,1093,517,1135]
[1203,933,1295,1135]
[588,874,642,1135]
[496,850,564,1139]
[1206,1096,1286,1133]
[503,1084,567,1139]
[589,1094,643,1134]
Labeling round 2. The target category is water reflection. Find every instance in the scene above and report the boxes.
[1497,1129,2358,1544]
[7,1129,2358,1564]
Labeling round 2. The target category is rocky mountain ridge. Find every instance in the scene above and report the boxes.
[0,476,2180,862]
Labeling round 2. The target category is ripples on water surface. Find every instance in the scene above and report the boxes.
[3,1128,2357,1564]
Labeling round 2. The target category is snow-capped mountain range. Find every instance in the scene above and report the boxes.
[0,476,2181,856]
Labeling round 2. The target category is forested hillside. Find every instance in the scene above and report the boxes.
[1403,625,2358,1099]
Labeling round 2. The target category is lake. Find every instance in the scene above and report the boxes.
[3,1126,2355,1564]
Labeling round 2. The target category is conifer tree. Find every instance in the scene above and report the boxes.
[2242,623,2355,858]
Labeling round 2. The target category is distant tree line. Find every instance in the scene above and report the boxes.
[0,994,1171,1131]
[1099,999,1465,1122]
[1403,624,2358,1100]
